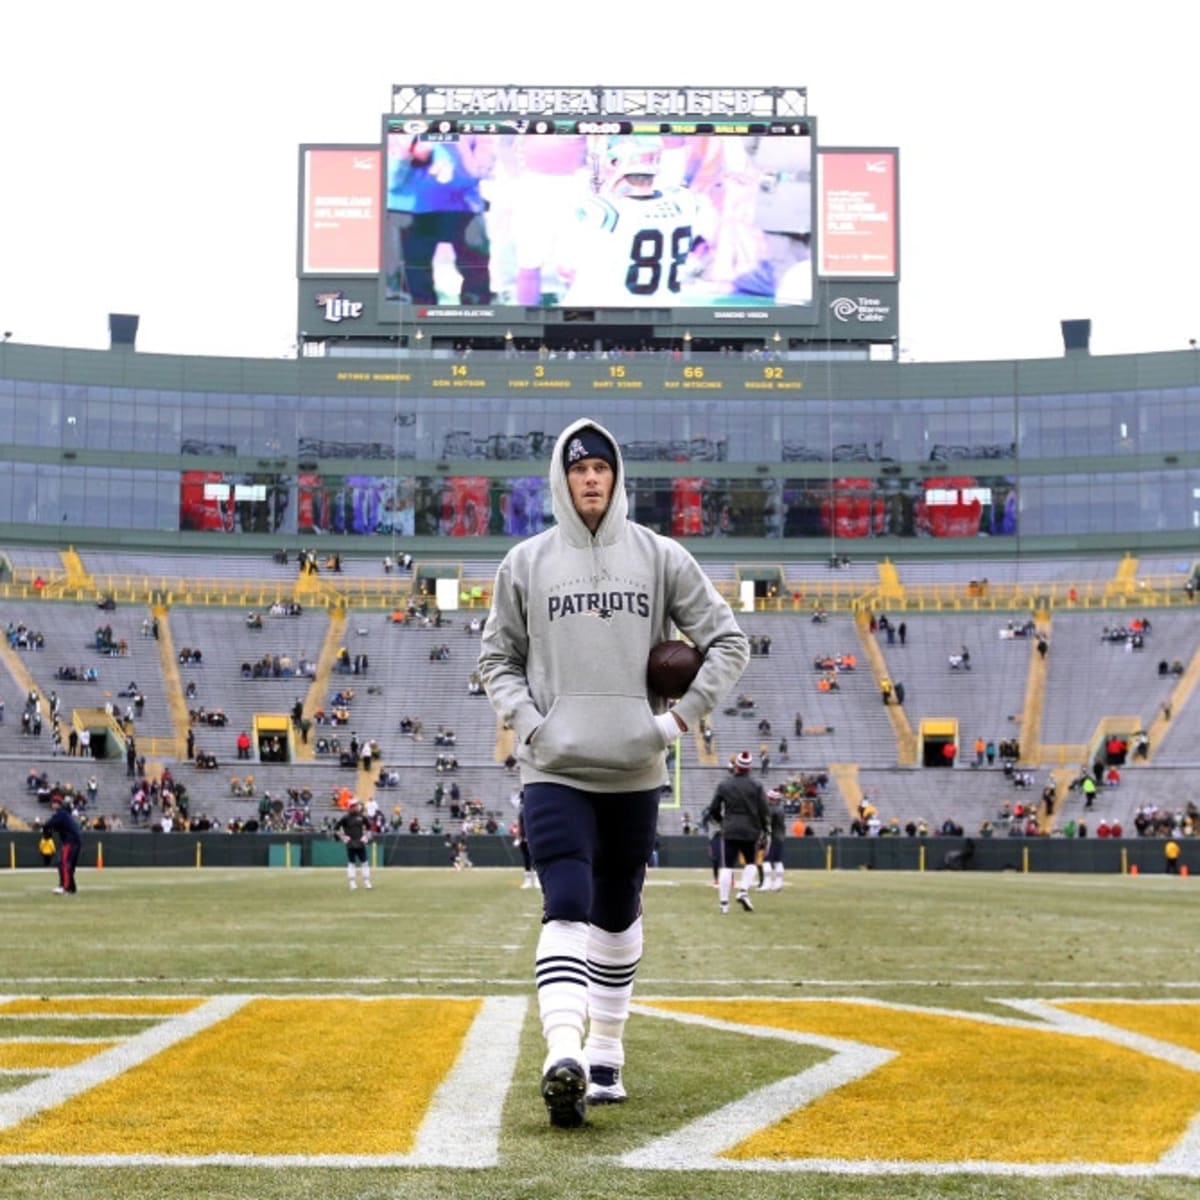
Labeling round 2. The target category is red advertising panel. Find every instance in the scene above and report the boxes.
[817,149,898,279]
[301,148,382,274]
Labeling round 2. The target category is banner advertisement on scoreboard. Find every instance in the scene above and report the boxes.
[817,148,899,279]
[299,147,382,276]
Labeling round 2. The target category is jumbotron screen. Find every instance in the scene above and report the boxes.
[381,117,814,314]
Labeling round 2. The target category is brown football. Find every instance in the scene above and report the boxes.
[646,640,703,699]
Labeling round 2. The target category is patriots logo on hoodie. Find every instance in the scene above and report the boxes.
[565,437,589,465]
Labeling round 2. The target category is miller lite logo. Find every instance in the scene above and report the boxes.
[316,291,364,323]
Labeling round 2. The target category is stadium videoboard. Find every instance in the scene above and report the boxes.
[297,86,899,347]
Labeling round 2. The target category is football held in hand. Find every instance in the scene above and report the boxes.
[646,640,703,699]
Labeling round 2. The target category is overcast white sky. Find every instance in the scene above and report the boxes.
[2,1,1197,363]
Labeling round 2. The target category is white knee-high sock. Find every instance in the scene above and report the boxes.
[718,866,734,905]
[739,863,756,894]
[535,919,590,1064]
[584,918,642,1070]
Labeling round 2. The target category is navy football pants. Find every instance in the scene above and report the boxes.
[522,782,660,933]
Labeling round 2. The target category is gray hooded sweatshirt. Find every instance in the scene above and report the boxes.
[478,417,749,793]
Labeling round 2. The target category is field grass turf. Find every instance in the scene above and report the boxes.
[0,863,1195,1199]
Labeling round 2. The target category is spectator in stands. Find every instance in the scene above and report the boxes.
[236,731,252,760]
[1041,783,1057,817]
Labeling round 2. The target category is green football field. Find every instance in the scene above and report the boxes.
[0,862,1196,1200]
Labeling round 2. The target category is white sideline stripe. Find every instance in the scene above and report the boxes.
[2,975,1200,989]
[0,995,250,1130]
[0,1154,1190,1176]
[409,995,526,1167]
[617,1156,1200,1178]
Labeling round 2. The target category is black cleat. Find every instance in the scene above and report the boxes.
[737,891,754,912]
[541,1057,588,1128]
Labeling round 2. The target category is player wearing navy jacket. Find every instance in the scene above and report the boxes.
[43,794,82,895]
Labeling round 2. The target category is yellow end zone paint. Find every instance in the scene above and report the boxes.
[0,998,481,1157]
[0,1042,116,1070]
[0,997,202,1017]
[646,999,1200,1164]
[1063,1002,1200,1055]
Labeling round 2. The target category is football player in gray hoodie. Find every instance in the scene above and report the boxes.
[478,417,749,1127]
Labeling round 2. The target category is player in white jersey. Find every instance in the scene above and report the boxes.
[562,137,712,307]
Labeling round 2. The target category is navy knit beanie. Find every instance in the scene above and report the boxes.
[562,427,616,472]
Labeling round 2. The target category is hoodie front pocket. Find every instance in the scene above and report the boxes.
[531,694,660,773]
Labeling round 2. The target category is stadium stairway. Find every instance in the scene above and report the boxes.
[152,602,190,759]
[1142,630,1200,762]
[493,719,514,766]
[1017,613,1050,764]
[294,607,348,765]
[0,638,38,706]
[59,548,94,591]
[876,559,905,606]
[828,762,864,817]
[855,612,918,765]
[1105,553,1140,602]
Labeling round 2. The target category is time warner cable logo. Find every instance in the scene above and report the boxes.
[830,296,891,324]
[316,291,363,323]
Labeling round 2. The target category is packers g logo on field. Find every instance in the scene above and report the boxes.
[0,994,1197,1174]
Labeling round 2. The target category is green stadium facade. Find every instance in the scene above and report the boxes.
[2,339,1199,561]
